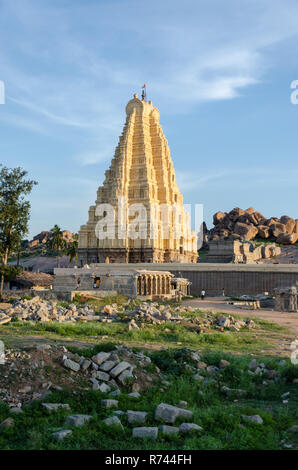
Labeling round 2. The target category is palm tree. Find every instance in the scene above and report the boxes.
[49,225,66,267]
[66,234,78,266]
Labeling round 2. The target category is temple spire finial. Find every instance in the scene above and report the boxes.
[141,83,146,101]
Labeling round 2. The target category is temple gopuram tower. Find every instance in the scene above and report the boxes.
[78,94,197,265]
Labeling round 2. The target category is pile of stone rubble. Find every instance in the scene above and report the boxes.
[1,344,297,444]
[0,296,256,333]
[0,343,155,409]
[4,296,97,323]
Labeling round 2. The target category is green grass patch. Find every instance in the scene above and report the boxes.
[0,319,272,354]
[0,347,297,450]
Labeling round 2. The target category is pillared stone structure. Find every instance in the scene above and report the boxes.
[78,94,197,265]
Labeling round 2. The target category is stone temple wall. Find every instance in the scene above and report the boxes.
[60,263,298,297]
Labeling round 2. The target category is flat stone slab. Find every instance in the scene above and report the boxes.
[179,423,203,433]
[101,399,118,408]
[110,361,131,378]
[51,429,72,440]
[64,414,92,427]
[96,371,110,382]
[159,425,180,435]
[42,403,70,412]
[132,427,158,439]
[92,352,111,366]
[155,403,193,424]
[127,410,147,425]
[99,360,118,372]
[80,359,91,370]
[63,358,80,372]
[103,416,123,430]
[118,369,134,385]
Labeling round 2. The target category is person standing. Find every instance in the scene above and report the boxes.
[201,289,206,300]
[222,288,225,297]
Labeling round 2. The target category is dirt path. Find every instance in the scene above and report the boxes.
[183,297,298,336]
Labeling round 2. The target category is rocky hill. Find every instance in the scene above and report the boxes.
[205,207,298,245]
[26,230,74,249]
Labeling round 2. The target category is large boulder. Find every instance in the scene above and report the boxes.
[280,216,296,234]
[252,211,265,224]
[207,208,297,245]
[271,223,287,238]
[213,211,227,225]
[258,225,271,239]
[276,233,298,245]
[264,217,279,227]
[233,222,258,241]
[245,207,255,215]
[228,207,245,221]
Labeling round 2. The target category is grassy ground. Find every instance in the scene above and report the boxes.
[0,298,297,450]
[0,346,297,450]
[1,295,291,355]
[0,315,286,354]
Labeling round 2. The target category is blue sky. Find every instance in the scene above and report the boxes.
[0,0,298,239]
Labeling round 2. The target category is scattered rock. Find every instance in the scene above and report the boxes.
[99,361,118,372]
[241,414,263,425]
[110,362,131,378]
[103,416,123,430]
[64,414,92,427]
[159,425,180,435]
[155,403,193,424]
[0,417,14,429]
[127,411,147,425]
[179,423,203,433]
[128,392,140,399]
[51,429,72,440]
[177,401,188,408]
[132,427,158,439]
[63,358,80,372]
[101,399,118,408]
[42,403,70,412]
[92,352,111,366]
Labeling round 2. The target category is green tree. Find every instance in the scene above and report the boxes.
[49,224,66,267]
[0,166,37,298]
[65,233,78,265]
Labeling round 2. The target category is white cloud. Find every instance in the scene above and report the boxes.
[1,0,298,139]
[177,167,298,192]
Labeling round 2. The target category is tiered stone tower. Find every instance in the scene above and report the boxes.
[78,94,197,265]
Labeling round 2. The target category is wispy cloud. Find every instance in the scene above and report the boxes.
[2,0,298,139]
[177,167,298,192]
[8,96,91,128]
